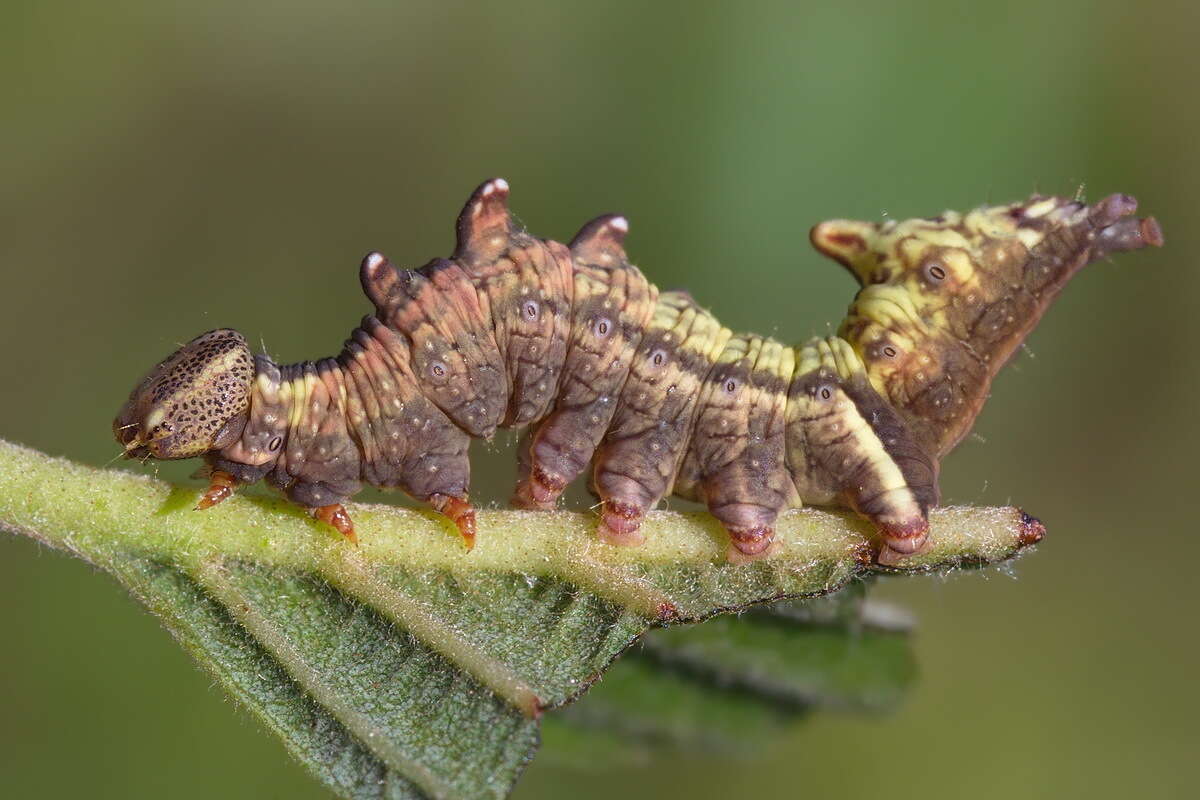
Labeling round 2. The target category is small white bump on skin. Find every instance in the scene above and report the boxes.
[590,415,600,424]
[410,417,420,425]
[537,382,547,392]
[392,398,402,409]
[610,216,629,233]
[310,424,319,435]
[602,300,612,310]
[428,464,439,473]
[365,252,387,273]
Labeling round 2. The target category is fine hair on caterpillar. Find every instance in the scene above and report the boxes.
[113,179,1163,561]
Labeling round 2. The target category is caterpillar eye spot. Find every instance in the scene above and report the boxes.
[818,386,833,401]
[593,317,611,338]
[269,436,282,451]
[650,349,667,367]
[724,379,738,394]
[882,345,898,358]
[925,262,947,282]
[521,300,540,321]
[430,361,448,378]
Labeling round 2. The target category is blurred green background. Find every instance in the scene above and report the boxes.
[2,0,1195,797]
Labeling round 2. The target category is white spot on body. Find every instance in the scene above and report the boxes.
[365,252,387,272]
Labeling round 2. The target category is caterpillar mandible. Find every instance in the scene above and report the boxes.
[113,180,1162,561]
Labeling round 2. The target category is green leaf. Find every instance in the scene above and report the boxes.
[541,593,916,766]
[0,439,1041,799]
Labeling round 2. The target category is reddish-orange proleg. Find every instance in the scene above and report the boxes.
[196,470,238,510]
[313,504,358,545]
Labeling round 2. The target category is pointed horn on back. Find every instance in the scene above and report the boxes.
[809,219,879,285]
[454,178,513,269]
[360,251,399,311]
[570,214,630,267]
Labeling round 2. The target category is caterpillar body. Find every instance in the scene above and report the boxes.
[113,180,1162,560]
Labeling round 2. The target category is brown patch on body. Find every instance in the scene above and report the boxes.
[452,179,575,426]
[591,291,729,545]
[361,252,506,438]
[514,214,657,509]
[675,335,796,560]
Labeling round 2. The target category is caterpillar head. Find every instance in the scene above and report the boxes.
[809,193,1163,456]
[114,329,255,460]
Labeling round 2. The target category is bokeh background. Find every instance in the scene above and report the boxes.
[2,1,1196,797]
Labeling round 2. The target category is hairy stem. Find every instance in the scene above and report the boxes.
[0,439,1040,611]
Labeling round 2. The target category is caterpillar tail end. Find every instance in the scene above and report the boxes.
[195,470,238,510]
[314,504,358,546]
[430,494,478,551]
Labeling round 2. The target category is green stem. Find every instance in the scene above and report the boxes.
[0,439,1041,616]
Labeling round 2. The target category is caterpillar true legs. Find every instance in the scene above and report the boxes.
[114,179,1162,561]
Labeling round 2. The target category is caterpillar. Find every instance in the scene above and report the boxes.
[113,179,1162,561]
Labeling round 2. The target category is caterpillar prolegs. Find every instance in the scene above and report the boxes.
[113,180,1162,561]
